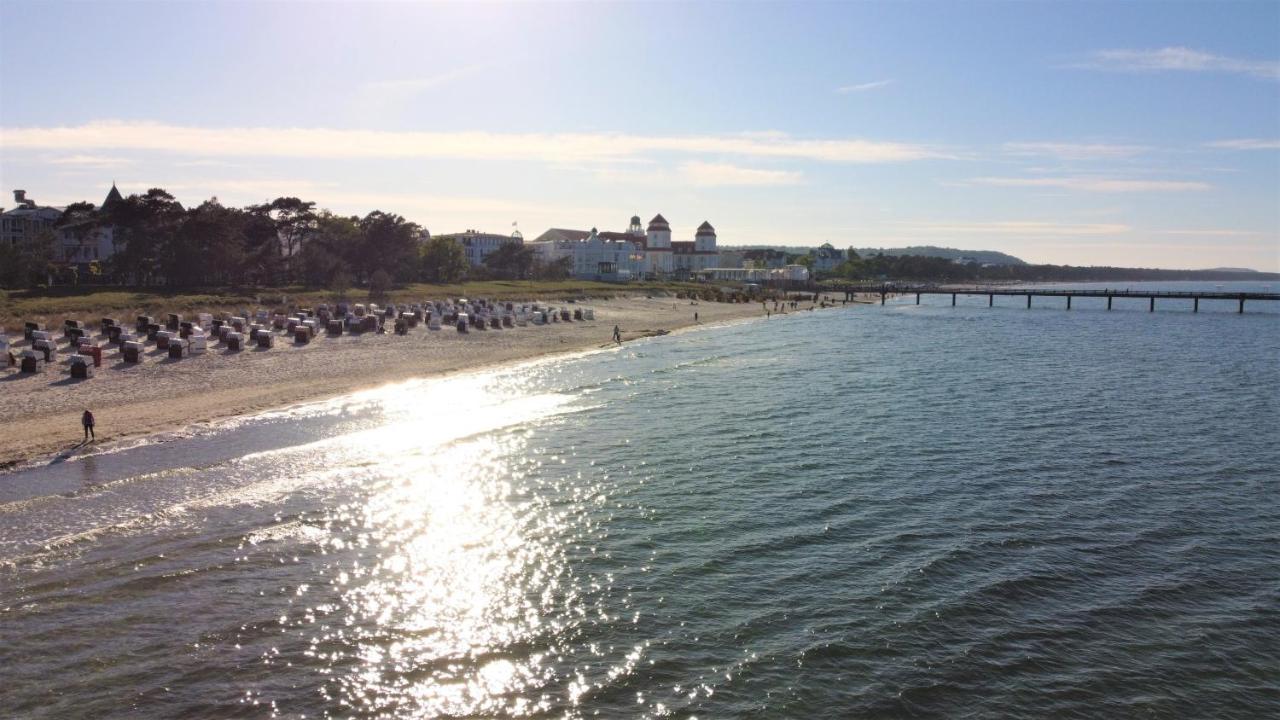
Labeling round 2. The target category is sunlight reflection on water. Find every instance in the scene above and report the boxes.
[264,370,615,717]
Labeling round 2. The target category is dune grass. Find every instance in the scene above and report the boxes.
[0,281,711,333]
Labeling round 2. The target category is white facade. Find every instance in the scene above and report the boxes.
[644,214,674,276]
[437,230,523,267]
[697,265,810,283]
[528,228,644,281]
[809,243,845,274]
[1,190,62,250]
[530,213,716,281]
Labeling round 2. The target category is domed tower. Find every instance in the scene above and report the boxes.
[695,221,716,253]
[646,213,673,276]
[628,214,644,237]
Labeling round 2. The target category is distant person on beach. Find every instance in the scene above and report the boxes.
[82,410,95,442]
[695,312,699,323]
[612,325,622,344]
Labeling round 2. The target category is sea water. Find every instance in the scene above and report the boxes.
[2,282,1277,718]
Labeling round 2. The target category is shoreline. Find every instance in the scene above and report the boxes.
[1,295,855,470]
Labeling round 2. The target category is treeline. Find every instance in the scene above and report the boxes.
[823,252,1278,283]
[0,188,569,290]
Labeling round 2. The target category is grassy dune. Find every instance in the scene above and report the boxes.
[0,281,714,333]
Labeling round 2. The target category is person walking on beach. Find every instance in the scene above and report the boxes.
[612,325,622,344]
[81,409,95,442]
[694,311,699,323]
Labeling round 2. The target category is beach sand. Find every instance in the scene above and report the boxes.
[0,295,853,468]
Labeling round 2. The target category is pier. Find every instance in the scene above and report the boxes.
[837,286,1280,313]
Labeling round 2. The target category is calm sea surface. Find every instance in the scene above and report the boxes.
[2,281,1278,719]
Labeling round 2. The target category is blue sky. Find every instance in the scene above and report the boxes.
[1,1,1277,270]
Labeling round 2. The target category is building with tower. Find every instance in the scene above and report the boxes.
[530,212,715,280]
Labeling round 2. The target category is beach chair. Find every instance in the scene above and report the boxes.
[256,331,274,349]
[189,335,208,354]
[155,330,174,350]
[20,350,43,373]
[69,354,94,379]
[227,332,245,351]
[168,339,187,359]
[123,341,144,363]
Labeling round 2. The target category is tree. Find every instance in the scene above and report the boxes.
[104,188,184,285]
[358,211,421,283]
[532,256,572,281]
[249,197,317,283]
[299,211,360,287]
[482,241,536,280]
[420,236,468,283]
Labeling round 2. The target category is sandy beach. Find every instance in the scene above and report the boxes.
[1,295,856,468]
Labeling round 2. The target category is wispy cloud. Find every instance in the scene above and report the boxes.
[1154,228,1261,237]
[680,161,802,187]
[894,220,1131,237]
[48,154,132,167]
[1076,47,1280,79]
[361,63,493,104]
[1003,142,1149,160]
[0,121,949,165]
[1207,138,1280,150]
[966,176,1210,193]
[835,79,893,94]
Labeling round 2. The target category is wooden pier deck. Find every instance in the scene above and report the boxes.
[837,286,1280,313]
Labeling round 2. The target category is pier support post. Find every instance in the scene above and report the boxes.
[1107,296,1112,311]
[880,291,886,306]
[916,293,920,305]
[1194,298,1199,313]
[1149,297,1155,312]
[1239,297,1245,314]
[1067,296,1072,310]
[1027,295,1032,309]
[989,294,993,307]
[952,293,956,306]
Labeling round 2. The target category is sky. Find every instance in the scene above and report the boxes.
[0,1,1277,270]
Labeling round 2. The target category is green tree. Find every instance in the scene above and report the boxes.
[299,211,360,287]
[358,211,422,283]
[104,188,184,285]
[482,241,536,280]
[420,236,468,283]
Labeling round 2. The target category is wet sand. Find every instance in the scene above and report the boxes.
[1,296,850,468]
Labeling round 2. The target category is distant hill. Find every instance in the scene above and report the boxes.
[853,246,1027,266]
[1202,267,1262,273]
[723,245,1027,266]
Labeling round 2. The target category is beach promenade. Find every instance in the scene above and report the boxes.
[2,295,846,468]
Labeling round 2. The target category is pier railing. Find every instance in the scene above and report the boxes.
[832,285,1280,313]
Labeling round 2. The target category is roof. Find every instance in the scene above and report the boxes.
[672,241,717,255]
[696,221,716,233]
[647,213,669,229]
[533,228,591,243]
[102,183,124,210]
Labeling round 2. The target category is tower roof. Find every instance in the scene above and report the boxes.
[696,220,715,234]
[102,183,124,210]
[647,213,669,230]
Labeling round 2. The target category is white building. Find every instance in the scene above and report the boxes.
[1,189,62,252]
[56,184,124,267]
[528,227,644,281]
[531,213,715,280]
[671,221,719,276]
[435,229,523,267]
[697,264,810,284]
[809,243,845,275]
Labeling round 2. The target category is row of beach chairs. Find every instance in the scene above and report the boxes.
[4,299,597,379]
